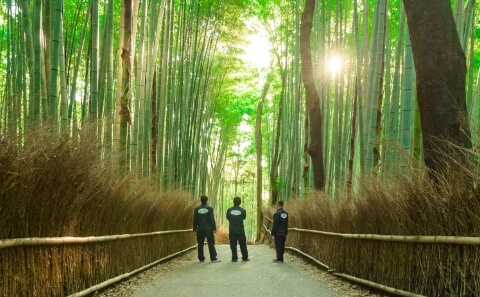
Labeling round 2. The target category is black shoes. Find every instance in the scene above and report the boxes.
[232,259,249,262]
[211,259,222,263]
[273,259,283,263]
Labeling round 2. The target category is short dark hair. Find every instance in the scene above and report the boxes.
[277,201,284,207]
[233,196,241,206]
[200,195,208,204]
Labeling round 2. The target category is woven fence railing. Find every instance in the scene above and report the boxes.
[262,215,480,297]
[1,229,196,297]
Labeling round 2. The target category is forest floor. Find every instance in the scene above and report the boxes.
[95,244,387,297]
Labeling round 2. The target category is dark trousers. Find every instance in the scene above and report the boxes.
[274,234,286,261]
[229,232,248,260]
[196,229,217,261]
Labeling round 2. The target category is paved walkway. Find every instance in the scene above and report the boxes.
[130,244,340,297]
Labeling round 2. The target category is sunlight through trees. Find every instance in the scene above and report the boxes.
[0,0,479,238]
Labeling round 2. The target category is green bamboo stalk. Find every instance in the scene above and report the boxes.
[400,30,414,158]
[156,0,174,190]
[131,0,147,173]
[32,0,43,122]
[90,0,99,121]
[59,11,68,131]
[104,0,115,152]
[68,2,90,127]
[19,0,35,127]
[114,0,126,165]
[384,2,405,175]
[365,0,385,173]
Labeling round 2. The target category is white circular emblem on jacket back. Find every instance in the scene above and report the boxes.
[230,210,242,216]
[281,213,288,219]
[198,208,209,214]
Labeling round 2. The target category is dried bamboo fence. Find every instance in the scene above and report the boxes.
[0,229,196,296]
[262,215,480,297]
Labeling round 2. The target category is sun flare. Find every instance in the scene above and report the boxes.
[327,56,343,77]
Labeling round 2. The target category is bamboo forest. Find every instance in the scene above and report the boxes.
[2,0,479,198]
[2,0,480,296]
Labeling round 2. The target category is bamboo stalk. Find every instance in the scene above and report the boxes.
[67,244,197,297]
[0,229,192,249]
[262,224,271,235]
[286,246,425,297]
[332,272,425,297]
[288,228,480,245]
[265,215,480,245]
[285,246,330,270]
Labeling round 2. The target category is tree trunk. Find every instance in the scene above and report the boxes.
[300,0,325,191]
[347,76,358,193]
[118,0,132,174]
[403,0,472,177]
[269,70,284,206]
[255,71,273,242]
[255,96,264,242]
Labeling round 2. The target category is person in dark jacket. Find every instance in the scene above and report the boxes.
[226,196,249,262]
[271,200,288,262]
[193,195,220,262]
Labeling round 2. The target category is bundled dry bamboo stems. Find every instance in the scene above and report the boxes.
[0,129,199,296]
[263,216,431,296]
[1,232,196,296]
[260,142,480,296]
[284,234,428,297]
[68,245,197,297]
[286,246,426,297]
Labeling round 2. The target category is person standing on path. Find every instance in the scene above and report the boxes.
[193,195,220,262]
[226,196,249,262]
[271,200,288,263]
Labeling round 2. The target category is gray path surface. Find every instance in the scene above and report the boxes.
[130,244,340,297]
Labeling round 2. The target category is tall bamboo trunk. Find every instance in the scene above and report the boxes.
[300,0,325,191]
[117,0,133,174]
[255,71,273,242]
